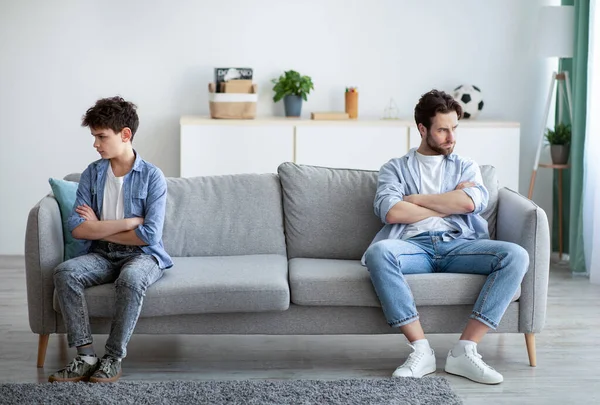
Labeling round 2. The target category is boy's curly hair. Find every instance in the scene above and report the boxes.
[82,96,139,141]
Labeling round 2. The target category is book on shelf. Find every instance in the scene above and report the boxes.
[310,112,350,120]
[214,68,253,93]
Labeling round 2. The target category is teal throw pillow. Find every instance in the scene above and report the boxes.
[48,178,84,261]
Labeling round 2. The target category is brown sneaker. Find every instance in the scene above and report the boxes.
[89,355,122,383]
[48,355,99,382]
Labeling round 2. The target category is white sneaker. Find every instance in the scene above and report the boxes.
[444,344,503,384]
[392,344,436,378]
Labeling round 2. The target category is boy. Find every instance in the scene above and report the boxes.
[49,96,173,383]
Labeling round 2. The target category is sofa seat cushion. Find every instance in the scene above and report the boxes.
[53,254,290,317]
[289,258,521,307]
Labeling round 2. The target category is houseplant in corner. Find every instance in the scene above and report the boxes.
[271,70,314,117]
[545,123,571,164]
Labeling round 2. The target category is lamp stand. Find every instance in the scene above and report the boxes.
[528,71,573,260]
[528,71,573,199]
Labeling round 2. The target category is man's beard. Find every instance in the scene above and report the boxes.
[426,131,455,155]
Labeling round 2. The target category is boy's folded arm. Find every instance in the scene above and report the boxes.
[71,218,139,241]
[102,229,147,246]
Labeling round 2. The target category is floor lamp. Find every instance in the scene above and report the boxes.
[528,6,574,260]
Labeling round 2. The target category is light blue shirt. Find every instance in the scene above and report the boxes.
[362,148,489,264]
[67,151,173,269]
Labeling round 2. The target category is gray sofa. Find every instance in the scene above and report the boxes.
[25,162,550,369]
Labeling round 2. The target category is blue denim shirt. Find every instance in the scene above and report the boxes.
[362,148,489,265]
[67,151,173,269]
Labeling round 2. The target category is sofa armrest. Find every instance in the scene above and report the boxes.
[496,188,550,333]
[24,195,63,335]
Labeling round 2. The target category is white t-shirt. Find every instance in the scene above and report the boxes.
[401,152,459,240]
[101,164,125,221]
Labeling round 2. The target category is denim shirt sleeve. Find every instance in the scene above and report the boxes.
[67,166,93,234]
[134,168,167,246]
[374,160,406,224]
[459,159,489,215]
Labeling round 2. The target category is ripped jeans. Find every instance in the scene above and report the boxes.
[53,241,163,359]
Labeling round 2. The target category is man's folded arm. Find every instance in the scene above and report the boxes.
[385,201,448,224]
[405,190,475,215]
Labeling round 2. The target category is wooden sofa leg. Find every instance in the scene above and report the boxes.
[525,333,536,367]
[37,334,49,368]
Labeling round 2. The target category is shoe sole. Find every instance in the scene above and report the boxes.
[392,364,437,378]
[89,370,122,383]
[415,364,437,378]
[48,376,90,383]
[444,368,503,385]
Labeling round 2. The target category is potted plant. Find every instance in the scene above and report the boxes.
[271,70,314,117]
[545,123,571,164]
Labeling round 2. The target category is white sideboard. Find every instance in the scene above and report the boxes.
[180,117,520,190]
[180,123,294,177]
[180,117,410,177]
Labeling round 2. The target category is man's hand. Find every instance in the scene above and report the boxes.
[76,204,98,221]
[456,181,478,190]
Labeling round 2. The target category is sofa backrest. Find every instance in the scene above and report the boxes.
[277,162,499,260]
[63,172,288,257]
[163,174,287,257]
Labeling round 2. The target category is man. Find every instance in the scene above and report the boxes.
[363,89,529,384]
[49,96,173,383]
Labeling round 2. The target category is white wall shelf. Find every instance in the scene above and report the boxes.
[181,117,520,190]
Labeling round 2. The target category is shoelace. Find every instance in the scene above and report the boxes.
[66,357,85,373]
[98,358,115,375]
[402,344,425,370]
[469,347,497,372]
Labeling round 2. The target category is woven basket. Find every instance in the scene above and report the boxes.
[208,83,257,119]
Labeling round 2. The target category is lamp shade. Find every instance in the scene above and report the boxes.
[537,5,575,58]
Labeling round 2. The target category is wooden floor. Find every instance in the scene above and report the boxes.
[1,255,598,404]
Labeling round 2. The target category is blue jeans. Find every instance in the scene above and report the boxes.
[364,231,529,330]
[53,241,164,359]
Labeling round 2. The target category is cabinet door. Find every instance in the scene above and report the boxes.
[409,126,520,190]
[295,125,409,171]
[180,125,294,177]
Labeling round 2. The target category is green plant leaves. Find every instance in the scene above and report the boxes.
[545,123,572,145]
[271,70,314,102]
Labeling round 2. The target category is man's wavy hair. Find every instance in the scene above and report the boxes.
[81,96,139,142]
[414,90,463,131]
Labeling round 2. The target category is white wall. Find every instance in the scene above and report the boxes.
[584,0,599,283]
[0,0,558,255]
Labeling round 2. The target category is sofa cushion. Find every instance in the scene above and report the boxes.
[162,173,288,257]
[48,178,87,261]
[289,258,520,307]
[278,163,382,260]
[53,254,290,316]
[278,163,500,261]
[62,172,287,257]
[480,165,499,239]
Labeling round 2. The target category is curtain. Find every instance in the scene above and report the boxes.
[553,0,589,274]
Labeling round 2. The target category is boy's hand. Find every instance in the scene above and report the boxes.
[456,181,477,190]
[76,204,98,221]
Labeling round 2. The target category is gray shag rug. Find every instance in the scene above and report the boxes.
[0,377,461,405]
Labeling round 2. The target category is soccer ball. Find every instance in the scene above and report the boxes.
[452,85,484,119]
